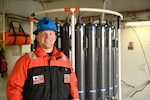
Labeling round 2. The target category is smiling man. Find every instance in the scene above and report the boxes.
[6,17,79,100]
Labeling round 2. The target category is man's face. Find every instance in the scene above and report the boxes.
[36,30,57,51]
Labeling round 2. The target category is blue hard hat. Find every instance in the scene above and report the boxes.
[33,17,57,35]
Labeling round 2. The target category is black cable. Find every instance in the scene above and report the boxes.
[131,27,150,75]
[130,81,150,98]
[121,80,135,88]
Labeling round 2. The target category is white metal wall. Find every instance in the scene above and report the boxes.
[121,26,150,100]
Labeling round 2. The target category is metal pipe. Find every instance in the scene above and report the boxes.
[85,17,97,100]
[2,0,5,42]
[96,19,107,100]
[55,18,62,51]
[29,17,34,51]
[106,20,113,100]
[70,8,75,69]
[31,8,123,19]
[77,8,123,19]
[101,0,110,20]
[31,8,65,17]
[117,16,122,100]
[75,16,86,100]
[112,25,118,97]
[62,17,70,57]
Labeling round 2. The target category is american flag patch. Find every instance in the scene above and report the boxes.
[33,75,44,85]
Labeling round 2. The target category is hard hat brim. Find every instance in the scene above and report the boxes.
[33,29,57,35]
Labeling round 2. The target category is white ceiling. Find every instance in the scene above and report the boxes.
[2,0,150,22]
